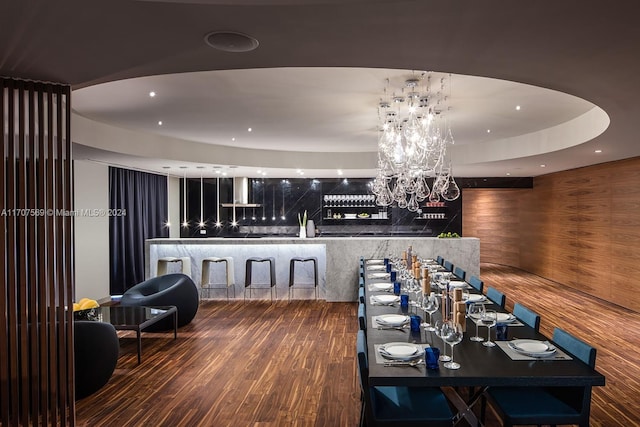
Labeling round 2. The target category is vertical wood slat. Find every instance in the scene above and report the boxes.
[0,78,74,425]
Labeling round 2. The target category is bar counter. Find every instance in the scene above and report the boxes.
[146,237,479,302]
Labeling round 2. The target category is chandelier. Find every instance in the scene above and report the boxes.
[372,72,460,212]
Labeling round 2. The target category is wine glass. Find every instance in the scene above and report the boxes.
[467,303,485,342]
[433,319,451,362]
[421,293,439,331]
[442,321,464,369]
[481,310,497,347]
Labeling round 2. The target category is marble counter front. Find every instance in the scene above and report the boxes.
[146,237,480,302]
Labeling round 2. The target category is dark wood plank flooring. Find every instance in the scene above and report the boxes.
[76,263,640,426]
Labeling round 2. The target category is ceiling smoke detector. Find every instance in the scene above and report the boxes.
[204,31,259,53]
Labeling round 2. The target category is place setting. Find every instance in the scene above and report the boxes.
[370,294,400,306]
[367,272,390,279]
[368,281,394,292]
[366,264,387,271]
[497,339,573,361]
[372,314,410,331]
[374,342,426,367]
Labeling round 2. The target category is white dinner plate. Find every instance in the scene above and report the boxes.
[371,282,393,291]
[509,339,557,357]
[496,313,516,323]
[368,272,390,279]
[449,281,467,288]
[372,295,400,304]
[367,265,386,271]
[379,343,425,360]
[465,294,486,303]
[366,259,384,264]
[376,314,409,327]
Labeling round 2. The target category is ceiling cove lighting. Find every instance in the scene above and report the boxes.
[372,72,460,212]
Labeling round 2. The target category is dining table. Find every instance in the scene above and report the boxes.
[362,258,606,426]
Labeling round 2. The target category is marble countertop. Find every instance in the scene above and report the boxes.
[148,237,477,243]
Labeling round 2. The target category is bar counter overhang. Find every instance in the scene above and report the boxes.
[146,237,479,302]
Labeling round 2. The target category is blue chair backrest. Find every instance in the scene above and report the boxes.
[486,287,506,308]
[453,266,466,280]
[436,256,444,266]
[359,276,365,288]
[553,328,596,367]
[358,287,365,304]
[443,260,454,272]
[358,303,366,331]
[513,302,541,331]
[468,275,484,293]
[356,329,369,385]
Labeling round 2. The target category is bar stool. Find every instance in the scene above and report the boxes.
[244,257,277,301]
[288,256,319,300]
[201,257,235,301]
[157,256,191,277]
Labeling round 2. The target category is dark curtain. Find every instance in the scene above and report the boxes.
[109,167,168,294]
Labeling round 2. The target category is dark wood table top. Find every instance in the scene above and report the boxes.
[363,260,606,388]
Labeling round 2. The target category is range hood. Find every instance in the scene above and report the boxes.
[220,177,261,208]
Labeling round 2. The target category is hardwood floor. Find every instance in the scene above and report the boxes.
[77,264,640,426]
[76,300,361,427]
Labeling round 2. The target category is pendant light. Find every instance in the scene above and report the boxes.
[163,166,171,228]
[198,167,205,228]
[181,167,189,228]
[215,176,222,228]
[231,173,238,227]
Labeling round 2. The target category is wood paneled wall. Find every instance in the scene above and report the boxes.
[463,157,640,312]
[1,78,75,425]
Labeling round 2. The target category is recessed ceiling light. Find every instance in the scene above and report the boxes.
[262,172,267,176]
[149,91,156,97]
[215,170,221,174]
[204,31,259,53]
[257,169,262,174]
[158,121,163,126]
[486,129,491,133]
[540,164,546,167]
[595,149,602,153]
[337,169,343,176]
[506,172,511,176]
[247,127,252,132]
[515,105,521,111]
[231,137,236,141]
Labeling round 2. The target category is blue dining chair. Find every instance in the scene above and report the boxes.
[358,303,366,332]
[485,328,598,427]
[436,255,444,266]
[359,276,365,288]
[358,287,365,304]
[486,287,506,309]
[453,266,466,280]
[468,275,484,293]
[513,302,541,331]
[356,330,454,427]
[443,260,454,272]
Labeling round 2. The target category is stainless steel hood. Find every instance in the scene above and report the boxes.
[220,177,261,208]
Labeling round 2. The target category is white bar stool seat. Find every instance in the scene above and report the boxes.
[157,256,191,277]
[201,257,235,300]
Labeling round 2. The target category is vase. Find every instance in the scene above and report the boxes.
[299,226,307,238]
[306,219,315,238]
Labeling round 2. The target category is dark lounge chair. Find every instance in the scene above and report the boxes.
[120,273,199,331]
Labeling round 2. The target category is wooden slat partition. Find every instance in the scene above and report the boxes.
[1,78,75,425]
